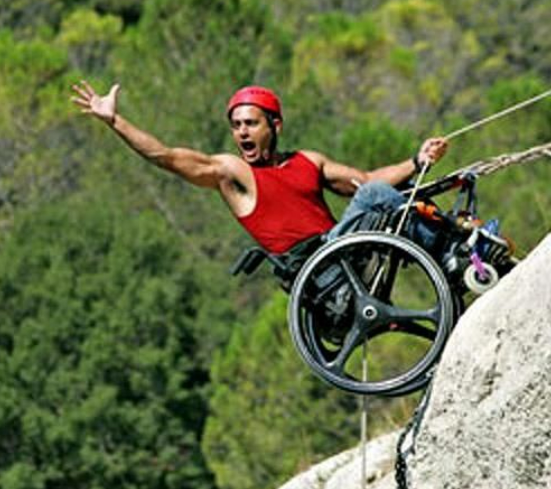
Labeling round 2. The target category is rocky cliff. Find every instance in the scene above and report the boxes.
[279,234,551,489]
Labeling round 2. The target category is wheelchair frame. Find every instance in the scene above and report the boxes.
[231,174,516,396]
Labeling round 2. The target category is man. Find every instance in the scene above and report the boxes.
[71,82,448,254]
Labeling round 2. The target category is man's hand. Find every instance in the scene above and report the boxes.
[417,137,448,168]
[71,80,120,125]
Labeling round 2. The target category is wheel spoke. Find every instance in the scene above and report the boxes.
[387,320,437,340]
[386,304,439,324]
[377,255,400,300]
[340,258,369,297]
[327,320,364,374]
[305,312,334,368]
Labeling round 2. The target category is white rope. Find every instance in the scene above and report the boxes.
[445,88,551,140]
[360,344,368,489]
[409,141,551,197]
[395,161,430,235]
[460,141,551,176]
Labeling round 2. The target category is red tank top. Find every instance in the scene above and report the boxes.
[237,152,336,254]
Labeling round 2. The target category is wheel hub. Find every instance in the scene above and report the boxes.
[362,304,378,321]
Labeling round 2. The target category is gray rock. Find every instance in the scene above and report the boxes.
[278,431,399,489]
[409,234,551,489]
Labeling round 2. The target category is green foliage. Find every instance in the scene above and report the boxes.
[339,117,416,167]
[291,11,387,94]
[1,1,551,488]
[0,0,63,38]
[58,8,122,72]
[0,29,69,129]
[389,46,417,76]
[0,30,75,212]
[0,197,214,489]
[203,293,358,489]
[86,0,144,25]
[313,12,384,55]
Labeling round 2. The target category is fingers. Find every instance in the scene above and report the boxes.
[109,83,121,97]
[70,82,92,109]
[80,80,96,97]
[424,137,448,151]
[71,96,90,108]
[419,137,448,164]
[71,83,90,101]
[430,137,448,161]
[108,84,121,103]
[70,81,119,102]
[70,80,101,104]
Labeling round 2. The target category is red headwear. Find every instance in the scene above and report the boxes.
[227,86,282,119]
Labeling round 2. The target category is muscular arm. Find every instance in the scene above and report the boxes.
[71,81,224,189]
[304,151,416,196]
[304,138,448,196]
[109,114,222,188]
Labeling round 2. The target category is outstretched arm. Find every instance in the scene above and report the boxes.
[70,80,223,189]
[307,138,448,196]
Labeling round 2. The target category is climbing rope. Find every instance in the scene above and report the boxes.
[360,343,369,489]
[405,141,551,200]
[449,141,551,177]
[444,89,551,140]
[394,373,435,489]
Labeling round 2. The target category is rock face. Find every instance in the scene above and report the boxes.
[278,234,551,489]
[278,431,399,489]
[410,233,551,488]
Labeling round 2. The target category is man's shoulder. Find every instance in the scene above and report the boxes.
[297,149,326,167]
[212,152,243,164]
[212,153,251,181]
[213,152,246,169]
[299,149,327,168]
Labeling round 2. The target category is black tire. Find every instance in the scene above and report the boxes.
[288,232,454,396]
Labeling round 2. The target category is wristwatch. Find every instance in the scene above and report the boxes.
[412,153,429,174]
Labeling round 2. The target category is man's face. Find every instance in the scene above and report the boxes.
[230,105,279,164]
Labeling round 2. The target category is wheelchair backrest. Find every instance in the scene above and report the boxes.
[230,233,326,291]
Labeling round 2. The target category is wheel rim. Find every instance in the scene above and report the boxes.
[288,232,454,395]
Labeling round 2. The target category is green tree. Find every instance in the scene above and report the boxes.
[1,1,551,487]
[0,195,214,489]
[0,7,124,222]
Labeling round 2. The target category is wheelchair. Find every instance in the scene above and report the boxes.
[231,173,517,396]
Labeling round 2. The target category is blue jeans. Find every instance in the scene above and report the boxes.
[327,181,438,250]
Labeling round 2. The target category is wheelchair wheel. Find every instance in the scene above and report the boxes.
[288,231,454,396]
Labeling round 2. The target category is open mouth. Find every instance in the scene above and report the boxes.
[241,141,256,152]
[239,141,260,161]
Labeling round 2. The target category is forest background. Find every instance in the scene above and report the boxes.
[0,1,550,488]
